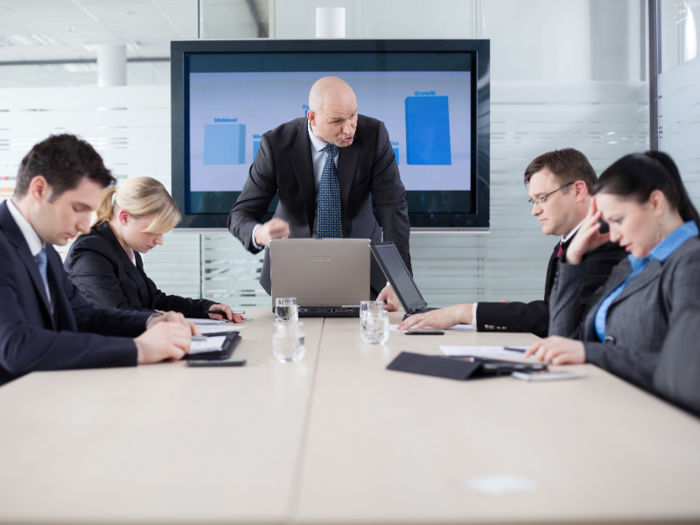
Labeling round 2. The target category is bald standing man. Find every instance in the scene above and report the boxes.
[228,76,411,299]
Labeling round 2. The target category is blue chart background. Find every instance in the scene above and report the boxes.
[189,71,471,193]
[203,123,246,164]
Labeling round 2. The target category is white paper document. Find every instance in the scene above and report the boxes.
[185,318,228,325]
[440,345,529,358]
[198,324,247,334]
[189,335,227,355]
[389,323,475,333]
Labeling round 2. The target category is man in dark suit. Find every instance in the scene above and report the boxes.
[228,76,411,298]
[0,134,195,386]
[399,149,626,337]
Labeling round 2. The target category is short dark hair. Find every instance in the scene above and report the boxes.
[14,134,115,202]
[595,151,700,231]
[523,148,597,193]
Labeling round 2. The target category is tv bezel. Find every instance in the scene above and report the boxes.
[171,39,490,230]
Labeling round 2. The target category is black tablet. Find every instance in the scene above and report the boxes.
[184,332,242,360]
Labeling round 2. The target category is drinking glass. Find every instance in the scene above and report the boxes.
[360,300,385,326]
[275,297,299,323]
[272,322,306,362]
[361,309,389,345]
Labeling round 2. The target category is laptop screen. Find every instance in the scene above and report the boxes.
[371,243,427,314]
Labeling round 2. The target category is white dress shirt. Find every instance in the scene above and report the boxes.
[252,121,339,249]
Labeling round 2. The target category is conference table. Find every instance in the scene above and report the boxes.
[1,308,700,525]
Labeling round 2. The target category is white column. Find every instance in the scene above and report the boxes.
[96,44,126,87]
[316,7,345,38]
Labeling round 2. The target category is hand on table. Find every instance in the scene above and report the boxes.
[377,284,400,311]
[134,321,191,364]
[208,303,245,323]
[148,311,201,336]
[524,336,585,365]
[254,218,291,248]
[397,303,473,331]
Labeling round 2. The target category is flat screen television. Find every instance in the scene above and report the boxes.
[171,39,490,230]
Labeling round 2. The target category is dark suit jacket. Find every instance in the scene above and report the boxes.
[64,222,215,317]
[550,237,700,392]
[654,306,700,417]
[228,115,411,295]
[476,235,626,337]
[0,201,150,386]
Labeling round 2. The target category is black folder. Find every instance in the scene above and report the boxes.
[386,351,547,381]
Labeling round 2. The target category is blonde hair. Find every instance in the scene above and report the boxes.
[94,177,181,234]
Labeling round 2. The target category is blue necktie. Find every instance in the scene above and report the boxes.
[34,247,52,311]
[316,144,342,238]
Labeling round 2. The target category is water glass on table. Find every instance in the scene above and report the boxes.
[360,300,385,326]
[275,297,299,323]
[360,304,389,345]
[272,322,306,362]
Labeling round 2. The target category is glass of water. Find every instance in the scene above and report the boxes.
[272,322,306,362]
[361,309,389,345]
[275,297,299,323]
[360,300,385,326]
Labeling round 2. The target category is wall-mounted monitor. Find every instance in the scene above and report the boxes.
[171,39,490,230]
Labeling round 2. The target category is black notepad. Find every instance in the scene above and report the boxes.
[386,352,547,381]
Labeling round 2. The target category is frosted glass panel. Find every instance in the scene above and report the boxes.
[658,57,700,204]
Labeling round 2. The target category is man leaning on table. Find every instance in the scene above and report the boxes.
[0,134,197,386]
[399,149,627,337]
[228,76,411,301]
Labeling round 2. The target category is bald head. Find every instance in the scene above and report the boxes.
[307,77,358,148]
[309,76,355,113]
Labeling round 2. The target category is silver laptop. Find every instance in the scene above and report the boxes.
[270,238,371,317]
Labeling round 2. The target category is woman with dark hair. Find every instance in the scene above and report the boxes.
[525,151,700,391]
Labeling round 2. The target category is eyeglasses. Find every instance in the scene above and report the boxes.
[528,182,575,208]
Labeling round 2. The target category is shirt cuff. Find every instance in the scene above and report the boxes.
[251,224,263,250]
[472,303,478,327]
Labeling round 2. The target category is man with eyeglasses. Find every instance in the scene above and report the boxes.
[399,148,626,337]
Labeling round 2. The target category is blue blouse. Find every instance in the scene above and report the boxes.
[594,221,699,342]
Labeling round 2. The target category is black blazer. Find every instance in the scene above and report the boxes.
[227,115,412,295]
[0,201,150,386]
[64,222,215,317]
[476,234,627,337]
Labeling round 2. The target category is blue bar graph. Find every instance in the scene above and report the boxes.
[405,96,451,165]
[203,123,246,165]
[253,140,261,160]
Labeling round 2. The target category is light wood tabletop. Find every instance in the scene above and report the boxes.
[1,308,700,524]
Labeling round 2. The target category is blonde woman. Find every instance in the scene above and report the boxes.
[65,177,243,322]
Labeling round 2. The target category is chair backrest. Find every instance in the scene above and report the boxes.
[654,307,700,417]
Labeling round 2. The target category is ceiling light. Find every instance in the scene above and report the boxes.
[29,34,58,45]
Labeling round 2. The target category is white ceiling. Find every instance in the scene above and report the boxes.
[0,0,198,62]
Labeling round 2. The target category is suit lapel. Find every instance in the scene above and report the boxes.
[337,142,360,216]
[611,259,663,306]
[133,252,154,306]
[97,223,151,306]
[0,202,54,324]
[289,119,317,234]
[583,260,633,337]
